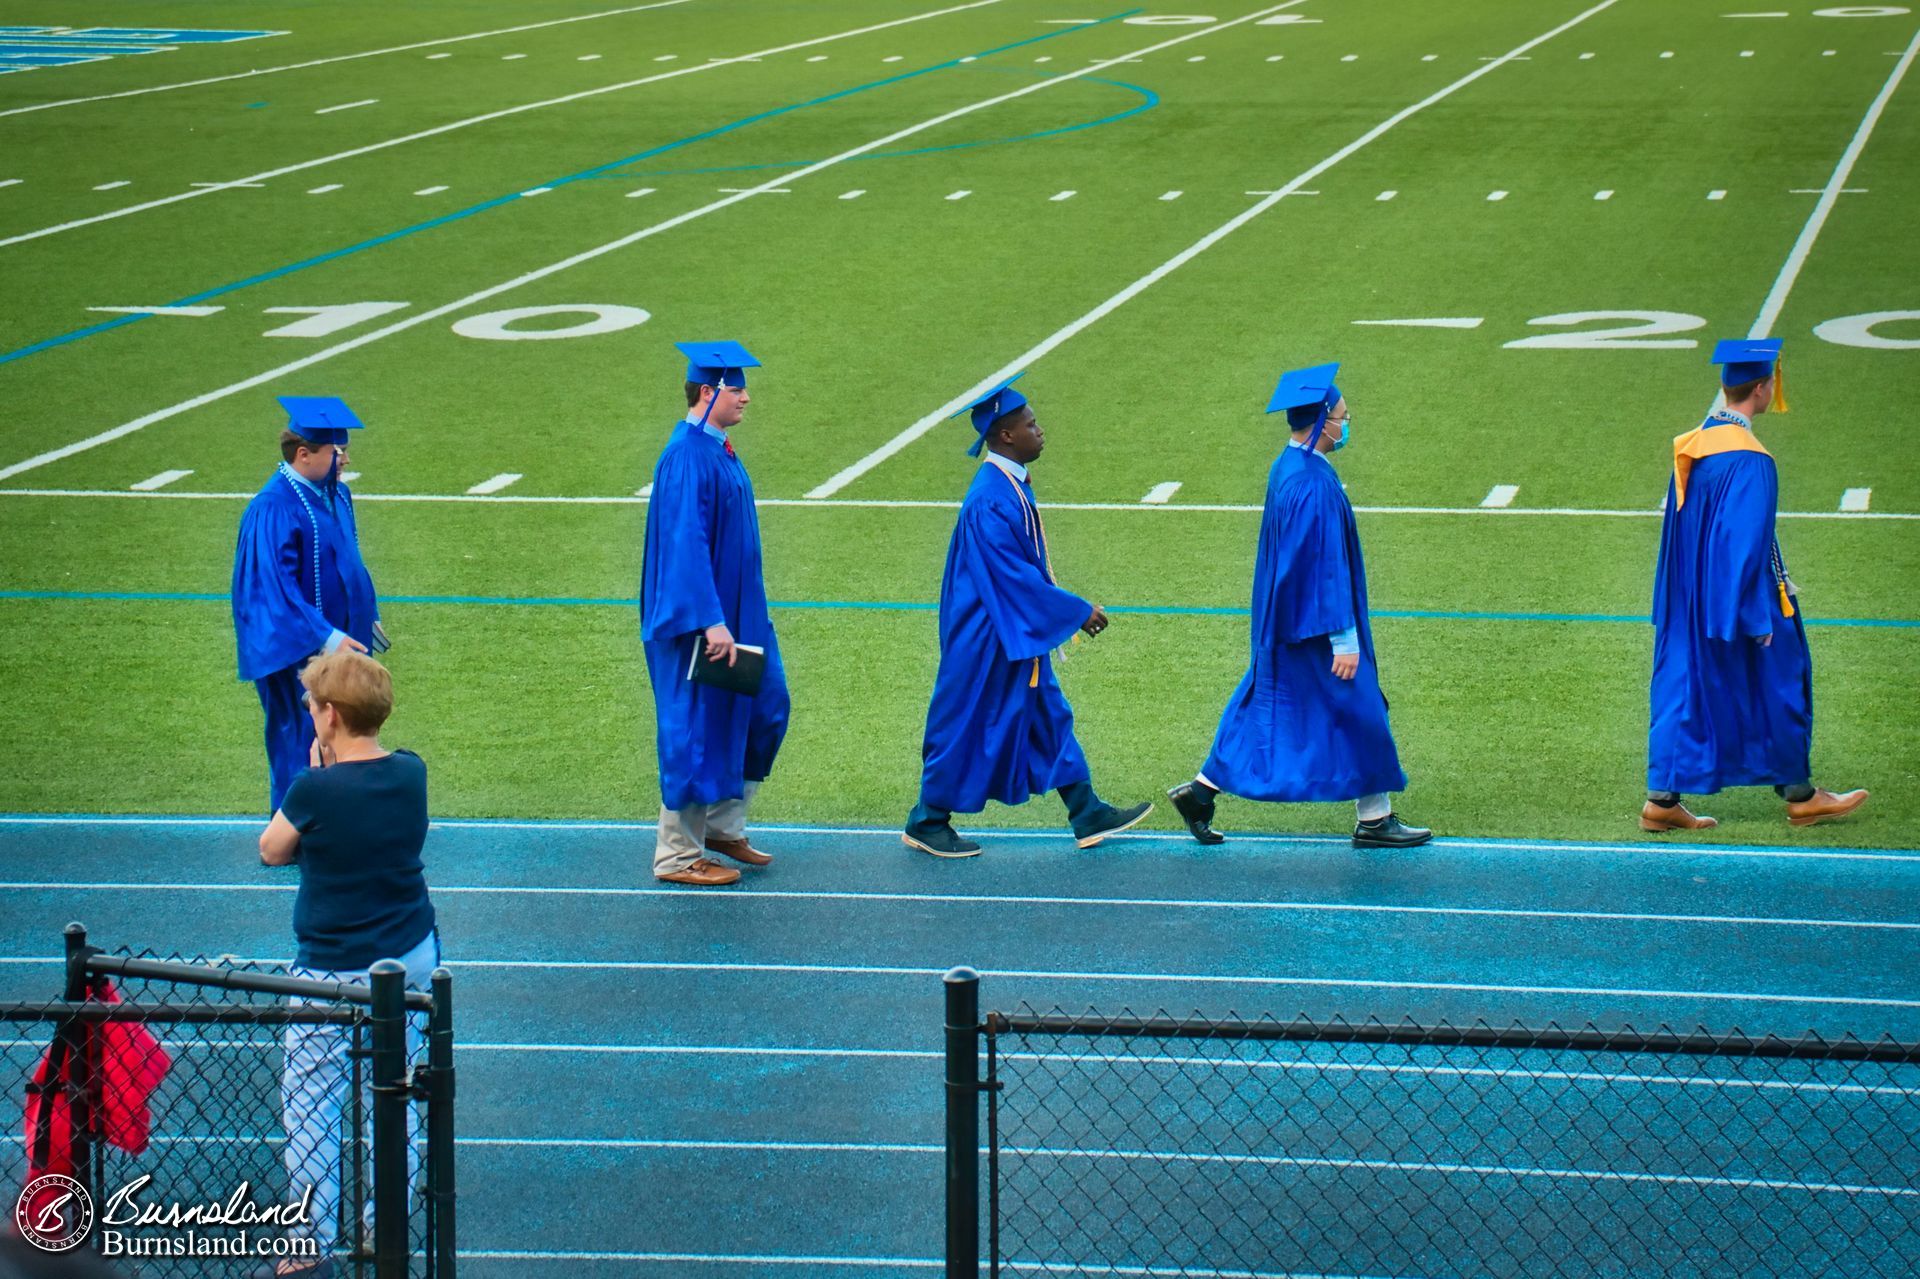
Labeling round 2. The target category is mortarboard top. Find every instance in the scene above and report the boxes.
[675,340,759,388]
[1266,362,1342,430]
[277,395,365,447]
[1711,338,1782,387]
[950,373,1029,457]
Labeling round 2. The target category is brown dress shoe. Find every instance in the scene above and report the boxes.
[656,857,741,886]
[1786,788,1869,827]
[705,836,771,867]
[1640,801,1717,832]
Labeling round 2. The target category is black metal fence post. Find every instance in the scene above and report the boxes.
[427,966,457,1279]
[59,923,96,1211]
[369,960,409,1279]
[944,966,981,1279]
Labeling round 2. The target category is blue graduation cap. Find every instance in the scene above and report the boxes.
[1710,338,1781,386]
[951,373,1029,457]
[277,395,365,447]
[1266,362,1342,432]
[675,340,759,389]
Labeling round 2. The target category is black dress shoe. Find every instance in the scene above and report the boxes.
[1353,814,1433,849]
[1074,800,1153,849]
[1167,782,1225,845]
[903,824,982,858]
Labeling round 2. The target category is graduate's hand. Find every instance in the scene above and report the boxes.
[1081,605,1109,638]
[1331,652,1359,680]
[705,624,738,666]
[340,635,369,655]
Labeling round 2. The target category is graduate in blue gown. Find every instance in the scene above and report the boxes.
[640,341,790,887]
[231,396,384,812]
[1168,364,1430,849]
[1642,338,1868,832]
[904,374,1152,858]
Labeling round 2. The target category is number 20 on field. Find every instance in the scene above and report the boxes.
[1500,310,1920,351]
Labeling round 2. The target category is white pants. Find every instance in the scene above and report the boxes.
[654,781,758,874]
[281,929,439,1258]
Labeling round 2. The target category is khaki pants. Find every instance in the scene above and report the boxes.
[654,781,758,876]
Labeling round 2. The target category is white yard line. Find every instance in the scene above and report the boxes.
[804,0,1623,499]
[1747,24,1920,340]
[1480,484,1519,508]
[127,469,191,491]
[0,6,1321,485]
[1140,481,1181,504]
[0,0,1017,250]
[466,472,524,495]
[1841,487,1871,512]
[0,1,698,120]
[85,305,222,317]
[2,488,1912,521]
[313,98,377,115]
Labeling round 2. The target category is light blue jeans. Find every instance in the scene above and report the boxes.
[281,929,440,1258]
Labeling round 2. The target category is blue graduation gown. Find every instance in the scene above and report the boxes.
[1202,446,1406,802]
[230,466,380,811]
[918,462,1092,813]
[1648,435,1811,794]
[640,422,789,810]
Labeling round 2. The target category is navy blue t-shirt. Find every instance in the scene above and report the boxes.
[279,750,435,972]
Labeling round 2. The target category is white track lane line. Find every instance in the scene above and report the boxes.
[12,879,1919,932]
[12,1039,1903,1096]
[0,0,1018,250]
[1747,24,1920,340]
[3,813,1917,863]
[2,489,1916,521]
[804,0,1623,499]
[0,1,697,120]
[0,3,1313,484]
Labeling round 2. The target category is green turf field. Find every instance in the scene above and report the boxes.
[0,0,1915,847]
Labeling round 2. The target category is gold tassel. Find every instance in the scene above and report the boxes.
[1030,659,1039,688]
[1770,359,1788,413]
[1779,581,1796,618]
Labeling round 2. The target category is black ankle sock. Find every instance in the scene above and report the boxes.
[1777,783,1815,803]
[1358,814,1389,829]
[1647,794,1680,808]
[1192,779,1217,800]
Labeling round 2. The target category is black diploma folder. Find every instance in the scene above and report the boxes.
[687,640,765,696]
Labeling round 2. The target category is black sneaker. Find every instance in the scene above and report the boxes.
[903,824,982,858]
[1074,801,1154,849]
[1167,782,1225,845]
[1352,814,1433,849]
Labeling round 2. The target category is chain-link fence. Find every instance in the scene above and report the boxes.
[4,924,454,1279]
[940,968,1920,1279]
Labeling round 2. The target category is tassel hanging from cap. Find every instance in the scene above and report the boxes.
[1769,359,1788,413]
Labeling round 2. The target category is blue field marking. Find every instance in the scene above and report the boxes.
[0,11,1141,370]
[0,53,105,68]
[2,587,1914,630]
[63,29,282,44]
[0,42,169,57]
[595,70,1159,178]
